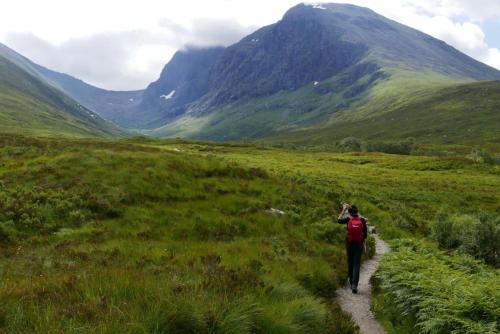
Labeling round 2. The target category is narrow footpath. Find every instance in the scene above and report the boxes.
[336,235,390,334]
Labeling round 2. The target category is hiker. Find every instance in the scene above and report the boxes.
[337,203,367,294]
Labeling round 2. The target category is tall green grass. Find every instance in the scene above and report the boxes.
[1,135,498,332]
[0,135,359,333]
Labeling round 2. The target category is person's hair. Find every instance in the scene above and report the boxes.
[348,205,359,215]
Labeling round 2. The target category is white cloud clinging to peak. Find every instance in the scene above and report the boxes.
[1,0,499,90]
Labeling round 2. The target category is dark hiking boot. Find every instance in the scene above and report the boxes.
[352,287,358,294]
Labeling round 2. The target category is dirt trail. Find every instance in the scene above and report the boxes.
[336,235,390,334]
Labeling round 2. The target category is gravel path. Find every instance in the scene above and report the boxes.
[336,235,390,334]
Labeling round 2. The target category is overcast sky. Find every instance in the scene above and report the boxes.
[1,0,500,90]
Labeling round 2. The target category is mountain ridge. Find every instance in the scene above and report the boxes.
[0,43,142,127]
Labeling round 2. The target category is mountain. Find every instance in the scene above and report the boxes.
[202,3,496,106]
[0,47,125,137]
[0,43,142,128]
[33,67,143,127]
[140,3,500,141]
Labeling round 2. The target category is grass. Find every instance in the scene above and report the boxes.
[0,135,361,333]
[263,79,500,147]
[151,140,499,238]
[0,87,121,138]
[143,139,499,333]
[0,135,498,333]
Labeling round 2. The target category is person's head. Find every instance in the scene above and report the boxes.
[348,205,359,215]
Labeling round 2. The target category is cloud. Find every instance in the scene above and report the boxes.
[436,0,500,21]
[157,17,256,49]
[5,18,254,90]
[397,6,500,70]
[485,48,500,69]
[402,15,490,56]
[6,31,174,90]
[175,18,257,48]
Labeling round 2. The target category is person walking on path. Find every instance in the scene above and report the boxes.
[338,203,368,294]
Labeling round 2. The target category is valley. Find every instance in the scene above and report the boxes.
[0,2,499,333]
[2,3,500,143]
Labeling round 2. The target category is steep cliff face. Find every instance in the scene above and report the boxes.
[206,6,368,106]
[136,47,225,127]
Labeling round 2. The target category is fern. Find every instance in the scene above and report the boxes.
[377,239,499,334]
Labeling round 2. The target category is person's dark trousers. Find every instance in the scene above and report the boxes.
[346,241,363,288]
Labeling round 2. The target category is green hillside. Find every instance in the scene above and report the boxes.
[148,68,467,141]
[0,55,125,138]
[3,4,499,145]
[261,80,500,147]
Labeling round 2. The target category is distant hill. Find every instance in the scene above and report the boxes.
[0,50,125,137]
[0,43,142,128]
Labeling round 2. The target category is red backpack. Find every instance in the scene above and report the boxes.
[347,216,364,243]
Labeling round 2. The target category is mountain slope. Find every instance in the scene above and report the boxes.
[0,43,142,127]
[0,53,124,137]
[146,3,500,141]
[133,47,225,128]
[35,67,143,126]
[203,3,498,106]
[260,80,500,146]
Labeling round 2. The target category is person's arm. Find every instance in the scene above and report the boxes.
[338,203,349,220]
[337,203,350,224]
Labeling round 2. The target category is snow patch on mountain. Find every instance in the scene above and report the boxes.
[160,90,176,100]
[305,3,327,10]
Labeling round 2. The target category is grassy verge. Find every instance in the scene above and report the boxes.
[0,135,361,333]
